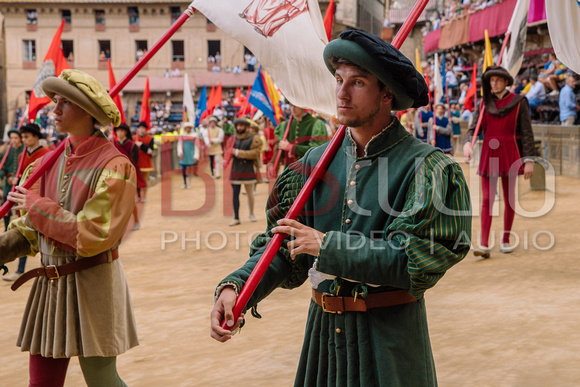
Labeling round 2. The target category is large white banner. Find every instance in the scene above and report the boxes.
[501,0,530,78]
[183,73,195,125]
[434,54,443,105]
[546,0,580,74]
[190,0,336,118]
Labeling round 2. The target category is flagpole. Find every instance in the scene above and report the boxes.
[110,6,196,97]
[221,0,433,330]
[0,144,12,172]
[267,115,294,179]
[497,32,511,65]
[17,104,29,130]
[0,5,198,219]
[470,32,511,150]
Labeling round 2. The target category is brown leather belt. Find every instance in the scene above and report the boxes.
[312,288,417,313]
[11,249,119,291]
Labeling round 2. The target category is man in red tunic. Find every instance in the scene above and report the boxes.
[463,66,535,259]
[18,124,50,178]
[133,121,154,202]
[2,124,49,281]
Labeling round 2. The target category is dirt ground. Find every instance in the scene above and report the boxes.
[1,158,579,386]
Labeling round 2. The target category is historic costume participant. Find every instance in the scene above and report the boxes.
[114,123,145,230]
[429,103,453,154]
[17,124,50,177]
[206,117,224,179]
[211,31,471,386]
[2,124,50,281]
[178,122,200,188]
[228,118,262,226]
[274,103,328,166]
[414,103,432,143]
[0,129,24,230]
[133,121,154,201]
[0,70,138,386]
[464,65,534,258]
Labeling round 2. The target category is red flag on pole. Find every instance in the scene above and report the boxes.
[139,77,151,127]
[201,85,216,120]
[208,82,222,113]
[232,88,245,107]
[28,19,70,123]
[323,0,335,42]
[424,71,432,102]
[108,60,126,124]
[463,63,478,112]
[237,87,254,116]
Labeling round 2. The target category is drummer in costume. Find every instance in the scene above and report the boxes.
[211,31,471,386]
[0,70,138,386]
[464,65,535,258]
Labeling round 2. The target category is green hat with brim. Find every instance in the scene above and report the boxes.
[7,129,21,137]
[233,118,251,126]
[42,69,121,126]
[323,30,429,111]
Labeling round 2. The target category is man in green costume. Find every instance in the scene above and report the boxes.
[274,103,329,165]
[0,129,25,230]
[211,30,472,386]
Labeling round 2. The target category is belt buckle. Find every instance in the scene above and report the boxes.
[45,265,60,280]
[321,293,337,314]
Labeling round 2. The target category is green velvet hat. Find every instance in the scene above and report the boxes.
[323,30,429,111]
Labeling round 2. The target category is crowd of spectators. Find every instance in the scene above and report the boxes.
[206,53,256,73]
[418,47,579,126]
[512,52,580,124]
[422,0,505,35]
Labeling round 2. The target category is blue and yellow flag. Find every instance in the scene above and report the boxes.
[194,85,207,128]
[248,66,278,125]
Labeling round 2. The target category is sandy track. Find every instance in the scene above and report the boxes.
[1,161,578,386]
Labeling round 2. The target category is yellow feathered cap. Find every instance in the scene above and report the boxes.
[41,69,121,126]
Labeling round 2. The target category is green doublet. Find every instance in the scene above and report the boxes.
[0,144,25,197]
[219,119,471,386]
[274,114,328,160]
[222,122,235,136]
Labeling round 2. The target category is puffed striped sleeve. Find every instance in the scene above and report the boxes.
[388,151,472,299]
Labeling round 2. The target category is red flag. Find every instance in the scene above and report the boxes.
[208,82,222,112]
[233,88,245,107]
[202,83,223,120]
[139,77,151,128]
[108,60,126,124]
[464,63,478,112]
[323,0,335,42]
[207,85,216,107]
[424,71,432,102]
[201,85,215,120]
[28,19,70,123]
[237,87,254,117]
